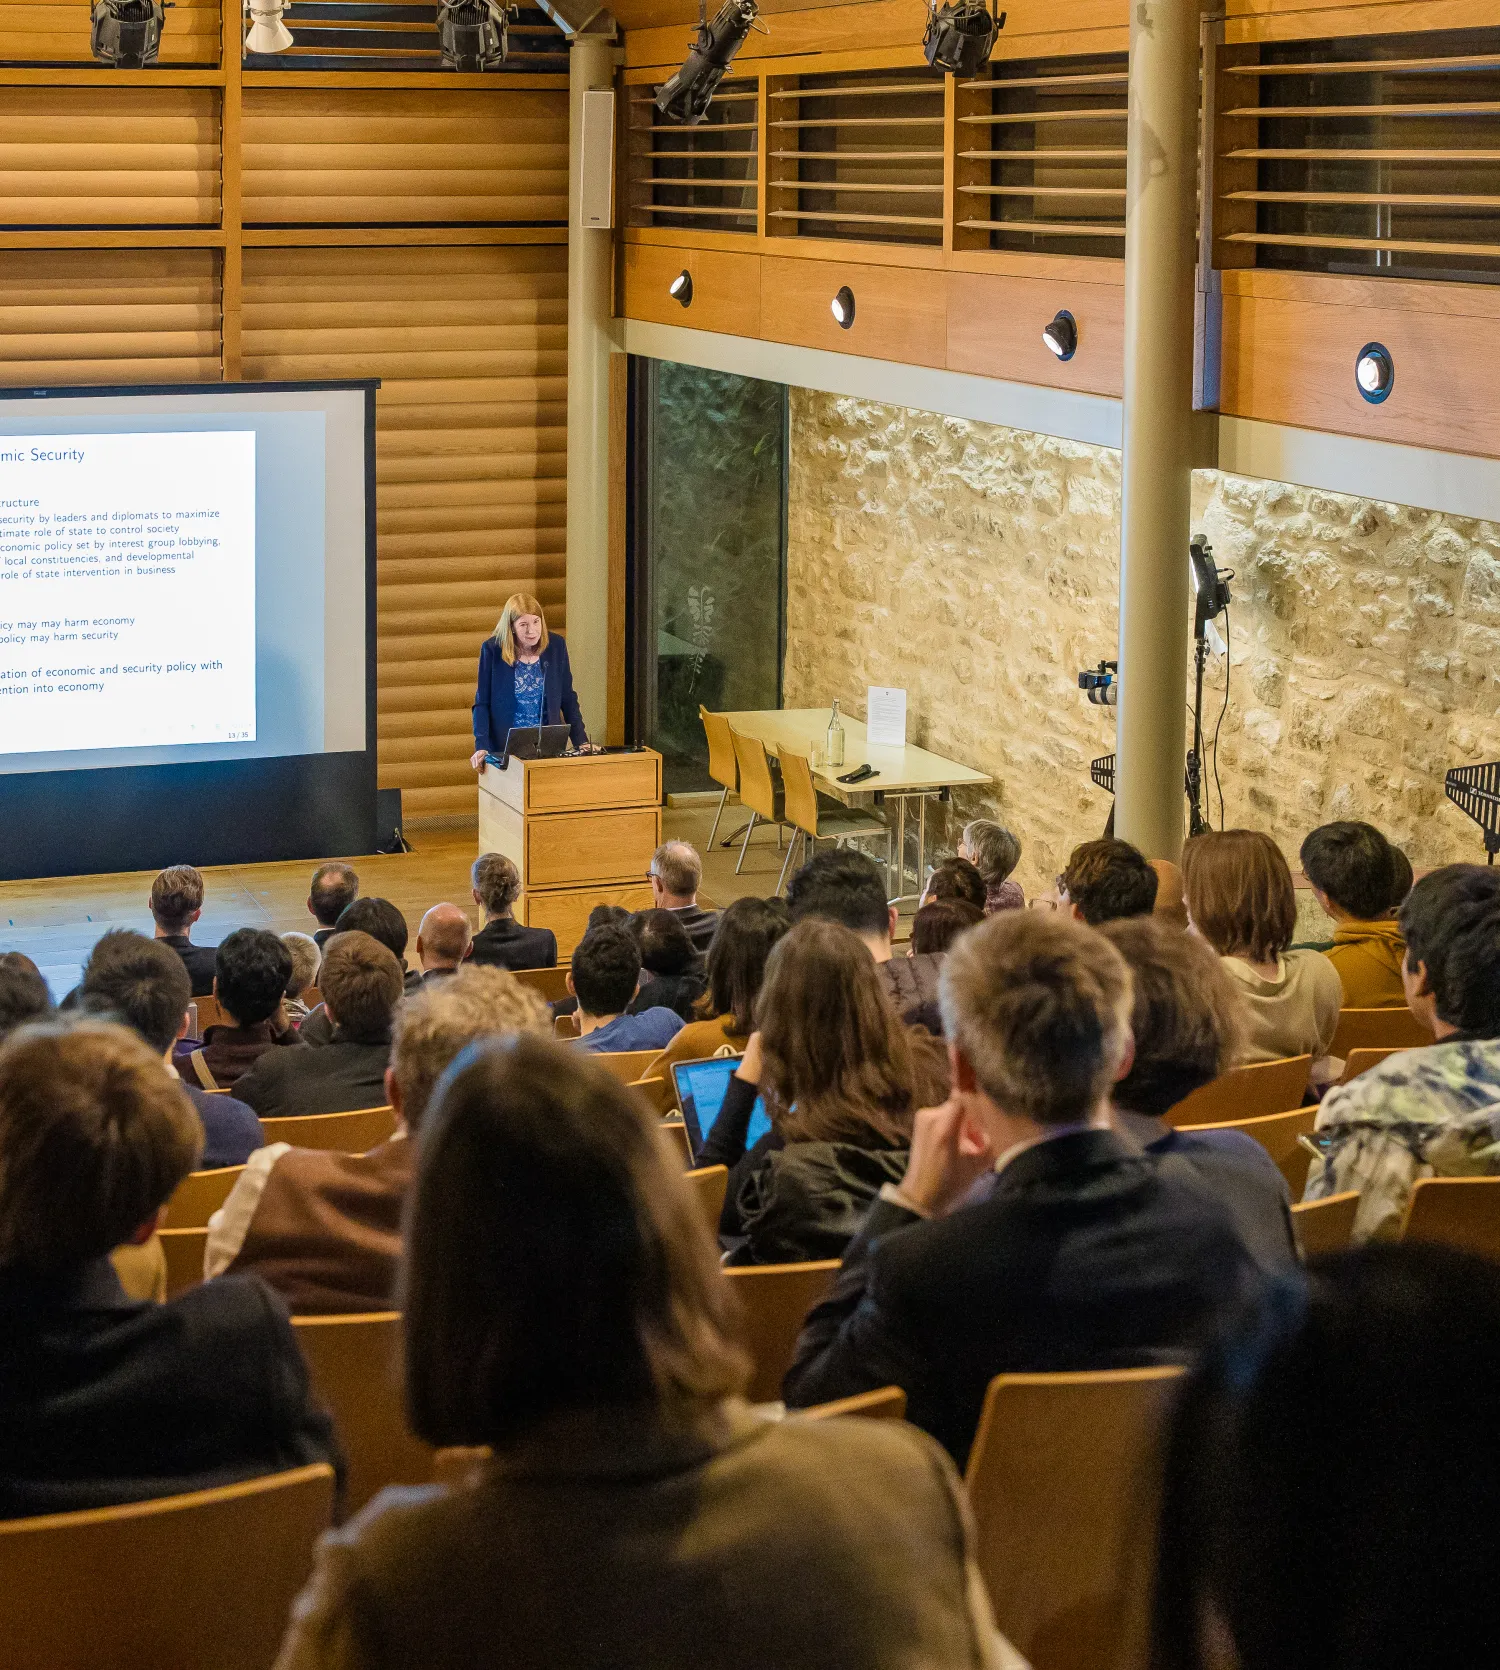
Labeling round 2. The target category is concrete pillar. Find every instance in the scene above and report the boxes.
[564,28,616,740]
[1114,0,1201,859]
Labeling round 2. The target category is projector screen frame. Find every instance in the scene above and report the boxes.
[0,378,381,882]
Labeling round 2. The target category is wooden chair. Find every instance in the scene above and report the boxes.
[1401,1175,1500,1260]
[1330,1005,1432,1056]
[1291,1191,1360,1258]
[629,1074,675,1116]
[1175,1105,1318,1196]
[292,1313,434,1515]
[259,1104,398,1153]
[0,1463,336,1670]
[301,985,322,1011]
[189,993,227,1034]
[724,1260,841,1403]
[700,704,740,848]
[964,1367,1185,1670]
[591,1049,661,1084]
[432,1446,492,1490]
[514,965,571,1004]
[685,1163,729,1233]
[165,1165,244,1228]
[1165,1056,1311,1128]
[661,1119,693,1167]
[553,1011,581,1040]
[1339,1045,1409,1086]
[728,725,792,875]
[796,1385,907,1421]
[776,744,892,895]
[159,1226,209,1298]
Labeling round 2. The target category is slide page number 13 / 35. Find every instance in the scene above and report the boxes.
[0,430,258,758]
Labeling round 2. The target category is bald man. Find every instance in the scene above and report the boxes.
[415,903,473,985]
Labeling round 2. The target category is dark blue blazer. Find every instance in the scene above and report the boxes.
[472,634,588,754]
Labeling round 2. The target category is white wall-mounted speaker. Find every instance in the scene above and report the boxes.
[579,88,616,230]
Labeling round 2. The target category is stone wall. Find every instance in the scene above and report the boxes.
[783,388,1500,899]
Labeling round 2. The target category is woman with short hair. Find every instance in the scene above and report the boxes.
[959,820,1025,913]
[470,592,592,769]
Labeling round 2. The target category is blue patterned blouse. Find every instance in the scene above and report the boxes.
[512,658,546,728]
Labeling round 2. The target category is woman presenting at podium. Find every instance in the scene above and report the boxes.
[470,592,592,770]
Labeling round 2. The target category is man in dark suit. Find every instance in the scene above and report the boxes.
[308,861,359,949]
[783,910,1260,1469]
[237,931,400,1119]
[468,852,557,971]
[648,840,720,955]
[0,1018,338,1518]
[149,863,217,996]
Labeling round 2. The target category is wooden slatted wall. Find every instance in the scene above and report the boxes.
[0,0,221,63]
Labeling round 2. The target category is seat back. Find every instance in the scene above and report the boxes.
[190,994,227,1034]
[1330,1005,1432,1056]
[796,1385,907,1421]
[1291,1191,1360,1258]
[554,1012,581,1039]
[964,1367,1185,1670]
[1401,1176,1500,1260]
[723,1260,841,1403]
[591,1049,661,1084]
[292,1313,434,1514]
[1175,1104,1317,1195]
[259,1104,398,1153]
[730,726,777,822]
[1165,1056,1311,1127]
[685,1163,729,1233]
[700,705,739,794]
[159,1226,209,1298]
[513,965,571,1004]
[661,1120,693,1167]
[629,1075,676,1116]
[0,1462,335,1670]
[1339,1045,1408,1086]
[165,1165,245,1228]
[776,745,821,838]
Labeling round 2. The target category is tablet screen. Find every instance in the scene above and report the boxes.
[672,1056,772,1160]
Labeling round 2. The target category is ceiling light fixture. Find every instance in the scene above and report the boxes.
[1355,341,1394,404]
[437,0,516,71]
[90,0,166,66]
[1041,309,1077,362]
[830,286,856,329]
[923,0,1005,76]
[655,0,760,125]
[244,0,292,53]
[669,271,694,307]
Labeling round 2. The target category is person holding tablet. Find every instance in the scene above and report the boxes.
[470,592,592,771]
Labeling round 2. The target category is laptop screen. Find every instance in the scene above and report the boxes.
[672,1055,772,1161]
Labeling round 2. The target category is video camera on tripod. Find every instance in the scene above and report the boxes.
[1078,661,1118,707]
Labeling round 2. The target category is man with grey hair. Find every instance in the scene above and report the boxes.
[784,910,1257,1467]
[648,840,719,955]
[415,902,473,985]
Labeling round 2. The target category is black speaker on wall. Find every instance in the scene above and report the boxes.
[375,788,411,854]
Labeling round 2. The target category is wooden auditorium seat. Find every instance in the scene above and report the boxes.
[590,1049,662,1084]
[159,1226,209,1299]
[1330,1005,1432,1056]
[165,1165,245,1228]
[1339,1046,1409,1085]
[684,1164,729,1233]
[1401,1175,1500,1260]
[1174,1104,1318,1195]
[189,994,228,1033]
[1165,1056,1311,1127]
[258,1104,398,1152]
[661,1120,693,1168]
[628,1074,676,1116]
[514,965,571,1004]
[723,1260,841,1403]
[1291,1191,1360,1258]
[796,1385,907,1422]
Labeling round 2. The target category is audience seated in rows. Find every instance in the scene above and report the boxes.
[0,952,52,1039]
[959,819,1024,914]
[185,928,299,1091]
[79,929,264,1168]
[273,1035,1018,1670]
[1306,863,1500,1240]
[783,910,1259,1467]
[299,896,418,1045]
[308,862,359,949]
[415,903,472,985]
[568,924,684,1054]
[628,909,706,1023]
[1100,917,1296,1274]
[647,839,722,954]
[1058,837,1159,924]
[921,856,987,914]
[1183,829,1341,1080]
[236,932,402,1119]
[0,1021,338,1519]
[150,863,217,996]
[645,895,790,1077]
[205,966,550,1311]
[704,919,950,1266]
[1299,819,1410,1007]
[1153,1244,1500,1670]
[283,931,321,1021]
[469,852,557,971]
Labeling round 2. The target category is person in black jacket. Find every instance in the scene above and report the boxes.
[0,1018,339,1518]
[626,909,706,1024]
[468,852,557,972]
[783,910,1260,1468]
[149,863,218,996]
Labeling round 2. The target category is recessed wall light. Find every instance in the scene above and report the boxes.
[669,270,693,307]
[1355,341,1394,403]
[831,285,856,329]
[1042,309,1077,361]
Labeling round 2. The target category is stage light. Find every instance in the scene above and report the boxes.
[1355,341,1394,404]
[831,286,855,329]
[437,0,515,70]
[1042,309,1077,361]
[923,0,1005,76]
[668,271,694,307]
[655,0,759,125]
[90,0,167,66]
[244,0,292,53]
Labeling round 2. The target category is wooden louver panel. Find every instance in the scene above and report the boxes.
[0,249,221,386]
[243,2,567,71]
[1218,26,1500,280]
[767,68,946,247]
[626,78,758,234]
[243,245,567,819]
[0,89,219,229]
[954,53,1127,255]
[0,0,219,64]
[243,88,568,226]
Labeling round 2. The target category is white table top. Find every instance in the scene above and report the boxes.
[722,708,991,797]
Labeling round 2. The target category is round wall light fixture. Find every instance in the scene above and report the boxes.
[831,285,856,330]
[1355,341,1394,403]
[1042,309,1078,362]
[668,270,693,308]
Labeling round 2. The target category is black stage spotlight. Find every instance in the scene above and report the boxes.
[1355,341,1394,404]
[91,0,167,67]
[669,270,694,307]
[831,285,855,329]
[437,0,515,71]
[1042,309,1077,361]
[655,0,760,125]
[923,0,1004,76]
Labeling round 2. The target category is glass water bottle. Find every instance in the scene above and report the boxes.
[826,699,845,768]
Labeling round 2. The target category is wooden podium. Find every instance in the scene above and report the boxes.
[477,749,662,961]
